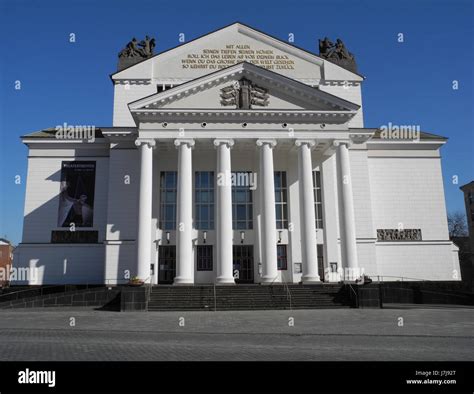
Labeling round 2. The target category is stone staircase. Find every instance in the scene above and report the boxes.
[147,284,352,311]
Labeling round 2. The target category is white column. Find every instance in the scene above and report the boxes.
[135,138,155,282]
[296,140,320,283]
[334,141,360,280]
[257,139,278,283]
[214,139,235,284]
[174,138,195,285]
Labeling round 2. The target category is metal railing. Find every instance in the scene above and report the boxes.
[0,278,148,304]
[283,278,292,310]
[268,274,292,310]
[376,275,432,283]
[348,283,358,308]
[0,283,107,303]
[144,277,153,311]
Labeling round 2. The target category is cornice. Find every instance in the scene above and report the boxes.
[133,109,356,124]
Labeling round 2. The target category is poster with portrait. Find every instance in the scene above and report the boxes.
[57,161,96,227]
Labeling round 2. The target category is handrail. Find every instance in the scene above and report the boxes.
[282,277,292,311]
[0,283,110,301]
[348,283,358,308]
[267,273,292,310]
[269,274,280,285]
[376,275,432,283]
[0,278,146,303]
[144,276,152,311]
[0,285,64,298]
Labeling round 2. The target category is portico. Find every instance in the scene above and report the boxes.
[133,131,368,285]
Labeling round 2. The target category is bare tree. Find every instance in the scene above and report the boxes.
[448,211,468,238]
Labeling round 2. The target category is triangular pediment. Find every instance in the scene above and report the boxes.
[112,22,363,83]
[129,62,360,117]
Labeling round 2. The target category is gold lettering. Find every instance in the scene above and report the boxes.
[180,46,295,70]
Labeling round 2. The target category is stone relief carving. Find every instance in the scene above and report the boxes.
[220,78,269,109]
[318,37,357,73]
[377,229,422,241]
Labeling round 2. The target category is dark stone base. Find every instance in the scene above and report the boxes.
[0,286,121,310]
[380,281,474,305]
[356,285,382,308]
[120,286,147,311]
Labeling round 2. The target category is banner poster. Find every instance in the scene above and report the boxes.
[57,161,96,227]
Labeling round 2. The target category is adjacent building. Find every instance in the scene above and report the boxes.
[460,181,474,289]
[0,239,14,286]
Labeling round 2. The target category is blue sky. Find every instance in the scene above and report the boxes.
[0,0,473,245]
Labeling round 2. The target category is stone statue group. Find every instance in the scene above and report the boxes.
[318,37,355,62]
[119,36,156,59]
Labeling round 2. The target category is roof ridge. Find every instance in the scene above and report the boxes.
[111,21,364,80]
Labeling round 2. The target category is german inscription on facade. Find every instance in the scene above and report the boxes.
[181,45,295,70]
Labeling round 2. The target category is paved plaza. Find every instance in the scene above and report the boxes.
[0,307,472,361]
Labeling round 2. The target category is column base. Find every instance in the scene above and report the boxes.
[302,276,321,284]
[173,277,194,285]
[215,277,235,285]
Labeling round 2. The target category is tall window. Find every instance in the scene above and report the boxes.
[197,245,213,271]
[232,172,253,230]
[274,171,288,229]
[195,171,214,230]
[313,170,324,229]
[159,171,177,230]
[277,244,287,270]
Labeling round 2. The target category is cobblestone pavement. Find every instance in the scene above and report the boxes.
[0,307,472,361]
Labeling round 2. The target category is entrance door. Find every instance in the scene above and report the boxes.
[233,245,254,284]
[158,245,176,284]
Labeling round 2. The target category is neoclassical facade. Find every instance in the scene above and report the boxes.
[14,23,460,285]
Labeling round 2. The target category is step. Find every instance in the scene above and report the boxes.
[146,284,351,311]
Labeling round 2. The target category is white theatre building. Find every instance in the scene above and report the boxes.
[14,23,460,285]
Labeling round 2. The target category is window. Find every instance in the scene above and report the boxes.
[197,245,213,271]
[195,171,214,230]
[313,170,324,229]
[159,172,177,230]
[232,172,253,229]
[277,244,287,270]
[274,171,288,229]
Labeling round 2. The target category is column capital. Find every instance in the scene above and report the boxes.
[256,139,277,148]
[295,139,317,148]
[213,138,234,148]
[134,138,156,148]
[174,138,195,148]
[332,140,351,148]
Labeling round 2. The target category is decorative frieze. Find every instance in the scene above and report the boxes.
[376,229,422,241]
